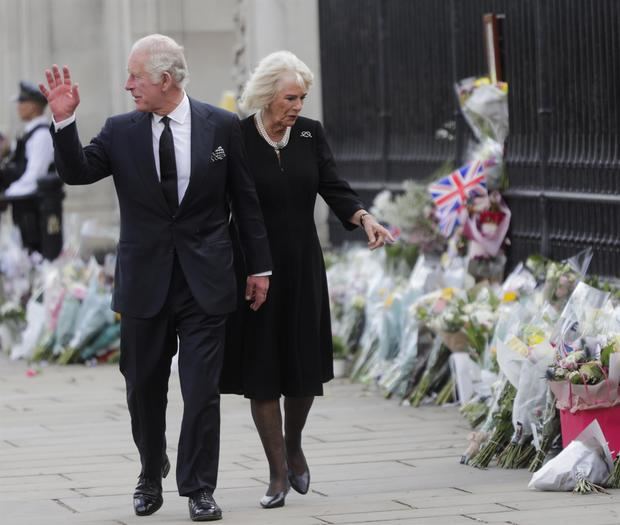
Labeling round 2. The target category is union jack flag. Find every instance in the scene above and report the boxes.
[435,201,464,237]
[428,160,490,214]
[428,159,493,236]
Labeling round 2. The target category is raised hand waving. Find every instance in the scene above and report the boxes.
[39,64,80,122]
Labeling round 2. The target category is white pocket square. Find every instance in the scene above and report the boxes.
[210,146,226,162]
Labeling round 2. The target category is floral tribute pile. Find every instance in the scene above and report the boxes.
[327,75,620,492]
[0,226,120,366]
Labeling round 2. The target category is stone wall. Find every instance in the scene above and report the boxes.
[0,0,328,244]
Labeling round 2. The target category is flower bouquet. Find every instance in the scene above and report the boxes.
[529,387,561,472]
[542,248,592,313]
[409,337,452,407]
[466,375,517,467]
[546,282,620,413]
[463,192,511,283]
[371,180,446,259]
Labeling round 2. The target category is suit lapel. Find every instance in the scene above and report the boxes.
[179,98,215,212]
[129,112,169,211]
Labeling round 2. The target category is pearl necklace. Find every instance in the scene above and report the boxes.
[255,110,291,151]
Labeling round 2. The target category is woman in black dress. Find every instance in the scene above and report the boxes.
[221,51,393,508]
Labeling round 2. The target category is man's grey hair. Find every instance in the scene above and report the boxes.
[131,34,190,89]
[239,51,313,114]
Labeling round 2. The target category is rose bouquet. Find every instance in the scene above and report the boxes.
[463,192,511,283]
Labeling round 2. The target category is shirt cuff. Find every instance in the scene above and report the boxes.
[53,114,76,132]
[251,271,272,277]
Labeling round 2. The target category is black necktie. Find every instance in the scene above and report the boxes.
[159,116,179,213]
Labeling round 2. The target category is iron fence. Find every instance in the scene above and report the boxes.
[318,0,619,277]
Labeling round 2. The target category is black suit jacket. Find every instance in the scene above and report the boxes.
[52,98,272,318]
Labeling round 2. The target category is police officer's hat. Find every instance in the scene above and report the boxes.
[13,81,47,106]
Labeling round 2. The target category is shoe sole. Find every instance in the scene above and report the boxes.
[190,514,222,521]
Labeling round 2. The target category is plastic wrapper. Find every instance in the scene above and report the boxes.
[449,352,497,405]
[456,78,509,145]
[542,248,593,313]
[549,353,620,412]
[528,419,613,491]
[378,317,419,398]
[550,282,612,351]
[328,247,383,357]
[349,272,394,382]
[496,303,555,388]
[51,292,82,357]
[409,338,452,407]
[502,262,537,298]
[465,374,516,467]
[546,282,620,412]
[529,387,562,472]
[464,193,511,258]
[10,295,45,360]
[67,275,114,352]
[364,286,406,384]
[80,322,121,360]
[376,257,443,396]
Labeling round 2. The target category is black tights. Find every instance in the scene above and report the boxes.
[250,396,314,495]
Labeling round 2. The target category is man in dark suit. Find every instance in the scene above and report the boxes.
[40,34,272,522]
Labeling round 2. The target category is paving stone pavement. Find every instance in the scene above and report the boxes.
[1,353,619,525]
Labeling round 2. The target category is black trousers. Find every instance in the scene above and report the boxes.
[119,256,226,496]
[12,199,41,253]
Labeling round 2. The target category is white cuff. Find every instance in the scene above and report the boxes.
[53,114,76,132]
[251,271,272,277]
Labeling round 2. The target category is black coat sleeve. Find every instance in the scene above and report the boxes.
[51,121,112,185]
[315,121,364,231]
[226,113,273,274]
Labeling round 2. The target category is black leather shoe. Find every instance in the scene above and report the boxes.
[188,489,222,521]
[133,478,163,516]
[133,455,171,516]
[288,468,310,495]
[260,488,288,509]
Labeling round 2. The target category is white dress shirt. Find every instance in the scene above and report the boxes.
[5,115,55,197]
[152,93,191,203]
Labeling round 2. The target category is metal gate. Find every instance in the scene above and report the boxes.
[318,0,620,277]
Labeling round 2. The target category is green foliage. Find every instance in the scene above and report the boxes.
[332,334,348,358]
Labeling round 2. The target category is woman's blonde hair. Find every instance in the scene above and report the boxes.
[239,51,313,114]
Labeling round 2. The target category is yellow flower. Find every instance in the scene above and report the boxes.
[474,77,491,87]
[502,291,518,302]
[527,333,545,346]
[506,336,529,357]
[441,288,454,300]
[384,294,394,307]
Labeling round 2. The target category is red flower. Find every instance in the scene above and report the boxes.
[479,210,505,225]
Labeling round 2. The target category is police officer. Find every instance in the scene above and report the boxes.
[1,81,55,252]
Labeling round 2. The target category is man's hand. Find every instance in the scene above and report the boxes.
[39,64,80,122]
[245,275,270,311]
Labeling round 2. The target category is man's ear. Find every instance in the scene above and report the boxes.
[161,72,173,92]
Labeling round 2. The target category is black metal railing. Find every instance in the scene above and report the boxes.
[319,0,620,278]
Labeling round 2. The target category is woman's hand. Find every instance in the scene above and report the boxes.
[353,211,395,250]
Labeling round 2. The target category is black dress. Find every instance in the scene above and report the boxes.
[220,115,364,399]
